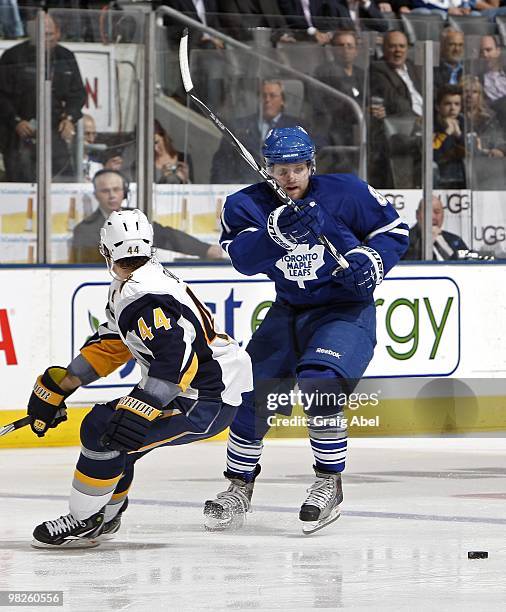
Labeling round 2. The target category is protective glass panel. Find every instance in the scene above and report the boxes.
[0,5,38,263]
[48,8,144,264]
[465,36,506,259]
[153,17,369,262]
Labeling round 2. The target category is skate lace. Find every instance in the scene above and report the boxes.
[45,513,85,537]
[304,478,335,510]
[216,484,250,513]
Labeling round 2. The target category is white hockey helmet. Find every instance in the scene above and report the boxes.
[99,209,154,262]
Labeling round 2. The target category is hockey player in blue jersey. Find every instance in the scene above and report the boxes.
[26,209,252,548]
[204,126,409,534]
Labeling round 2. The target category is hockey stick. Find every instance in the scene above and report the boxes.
[0,415,31,437]
[178,30,349,270]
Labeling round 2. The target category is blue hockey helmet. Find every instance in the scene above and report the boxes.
[262,126,315,168]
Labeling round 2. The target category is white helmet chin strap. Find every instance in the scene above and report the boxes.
[100,244,157,282]
[99,243,124,281]
[106,257,124,282]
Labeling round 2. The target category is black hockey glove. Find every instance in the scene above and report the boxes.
[332,246,384,297]
[27,367,71,437]
[267,199,323,250]
[101,389,163,452]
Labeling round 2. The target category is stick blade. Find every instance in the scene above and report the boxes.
[0,415,31,437]
[179,28,194,93]
[0,423,15,437]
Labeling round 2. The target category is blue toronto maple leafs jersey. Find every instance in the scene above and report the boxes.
[220,174,409,306]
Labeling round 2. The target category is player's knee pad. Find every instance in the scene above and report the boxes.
[296,365,346,417]
[80,402,115,450]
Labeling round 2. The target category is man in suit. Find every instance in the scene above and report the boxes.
[161,0,226,108]
[215,0,289,42]
[370,30,422,118]
[278,0,389,38]
[312,30,365,146]
[404,195,469,260]
[0,13,85,182]
[479,35,506,127]
[70,169,222,263]
[434,29,465,90]
[210,79,305,183]
[369,30,422,186]
[277,0,347,43]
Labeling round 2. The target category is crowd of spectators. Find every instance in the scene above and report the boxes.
[2,1,506,193]
[2,2,505,262]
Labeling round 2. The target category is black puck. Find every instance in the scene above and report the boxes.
[468,551,488,559]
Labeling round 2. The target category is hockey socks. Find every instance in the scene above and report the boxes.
[225,429,263,480]
[307,414,347,473]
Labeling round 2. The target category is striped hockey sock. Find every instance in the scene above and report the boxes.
[226,429,263,480]
[307,414,347,472]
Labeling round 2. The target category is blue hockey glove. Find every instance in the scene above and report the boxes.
[332,246,384,297]
[27,366,70,437]
[100,389,163,452]
[267,199,323,250]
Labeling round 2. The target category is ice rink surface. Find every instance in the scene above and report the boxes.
[0,438,505,611]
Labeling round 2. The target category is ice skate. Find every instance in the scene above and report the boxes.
[204,465,260,531]
[96,498,128,541]
[299,467,343,535]
[31,509,105,549]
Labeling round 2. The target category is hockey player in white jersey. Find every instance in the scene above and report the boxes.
[27,209,252,548]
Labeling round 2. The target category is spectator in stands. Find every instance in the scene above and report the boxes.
[70,169,223,263]
[163,0,224,48]
[369,30,422,186]
[0,0,24,38]
[0,13,85,182]
[154,119,192,184]
[162,0,226,108]
[479,35,506,125]
[404,195,469,260]
[315,30,365,102]
[370,30,422,118]
[210,79,305,183]
[389,0,412,15]
[82,114,103,182]
[215,0,289,43]
[410,0,484,18]
[434,29,465,90]
[277,0,347,43]
[479,2,506,22]
[82,114,130,181]
[433,84,466,188]
[461,74,505,157]
[102,148,127,174]
[338,0,392,32]
[312,30,365,145]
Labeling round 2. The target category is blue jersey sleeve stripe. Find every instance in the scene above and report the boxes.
[220,240,232,253]
[220,208,232,234]
[390,228,410,236]
[364,217,403,241]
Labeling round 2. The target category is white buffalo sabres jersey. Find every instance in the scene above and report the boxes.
[79,259,253,406]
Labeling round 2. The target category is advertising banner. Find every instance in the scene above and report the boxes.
[1,263,504,411]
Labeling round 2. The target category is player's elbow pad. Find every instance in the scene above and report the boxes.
[227,243,264,276]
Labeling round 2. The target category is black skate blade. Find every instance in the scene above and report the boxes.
[301,507,340,535]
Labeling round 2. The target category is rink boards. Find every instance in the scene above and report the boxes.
[0,263,505,446]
